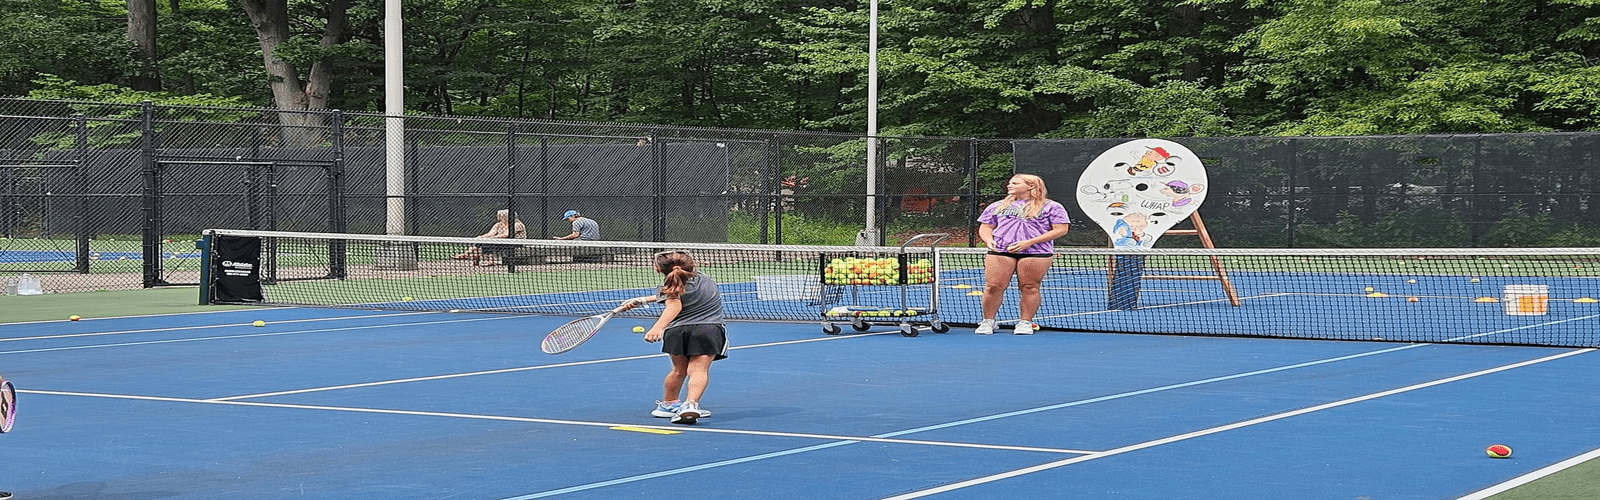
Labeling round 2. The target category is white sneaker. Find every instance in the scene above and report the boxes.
[1013,320,1037,335]
[975,318,997,335]
[672,401,704,424]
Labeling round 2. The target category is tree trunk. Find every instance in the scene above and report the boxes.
[126,0,161,91]
[239,0,347,147]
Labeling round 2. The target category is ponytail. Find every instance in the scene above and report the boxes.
[654,252,698,299]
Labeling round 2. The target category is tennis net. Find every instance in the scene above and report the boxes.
[201,229,1600,347]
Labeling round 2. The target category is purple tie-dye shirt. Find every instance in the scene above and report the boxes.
[978,199,1070,254]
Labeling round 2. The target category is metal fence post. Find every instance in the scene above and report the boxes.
[767,134,780,245]
[73,113,91,273]
[966,140,980,247]
[505,123,519,226]
[329,109,348,278]
[139,100,162,287]
[651,130,664,241]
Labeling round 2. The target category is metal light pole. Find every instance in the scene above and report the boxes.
[376,0,417,269]
[859,0,881,246]
[384,0,405,236]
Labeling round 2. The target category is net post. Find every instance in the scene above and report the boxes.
[197,231,213,305]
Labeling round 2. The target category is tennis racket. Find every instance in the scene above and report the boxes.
[0,376,15,433]
[541,299,646,354]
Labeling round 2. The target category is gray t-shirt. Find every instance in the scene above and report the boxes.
[658,272,724,328]
[573,217,601,240]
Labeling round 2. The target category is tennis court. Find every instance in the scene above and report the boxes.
[0,286,1598,498]
[2,232,1599,498]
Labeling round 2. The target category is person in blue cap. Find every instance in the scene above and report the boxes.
[555,210,601,240]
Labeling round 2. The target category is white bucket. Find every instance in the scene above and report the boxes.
[1502,284,1549,316]
[15,274,43,296]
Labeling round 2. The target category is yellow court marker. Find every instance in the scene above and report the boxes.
[1576,297,1598,303]
[609,426,681,435]
[966,290,983,296]
[951,284,971,289]
[1366,292,1388,298]
[1475,297,1499,303]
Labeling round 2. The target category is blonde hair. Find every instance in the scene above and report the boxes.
[990,174,1051,219]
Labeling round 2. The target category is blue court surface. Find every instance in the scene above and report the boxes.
[1,307,1597,499]
[0,250,200,264]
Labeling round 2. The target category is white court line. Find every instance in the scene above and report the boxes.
[882,348,1595,499]
[213,333,894,401]
[0,311,438,343]
[1029,293,1288,322]
[1458,446,1600,500]
[494,341,1446,498]
[20,388,1087,455]
[0,303,303,327]
[0,315,526,355]
[499,311,1596,499]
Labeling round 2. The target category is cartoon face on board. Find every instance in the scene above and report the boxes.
[1075,139,1208,248]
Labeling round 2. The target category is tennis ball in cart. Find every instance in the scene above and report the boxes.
[1486,444,1512,458]
[633,326,646,333]
[252,320,266,327]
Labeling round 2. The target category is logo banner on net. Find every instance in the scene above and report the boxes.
[212,235,264,302]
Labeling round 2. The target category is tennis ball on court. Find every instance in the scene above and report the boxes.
[69,315,81,321]
[1486,444,1512,458]
[1471,278,1481,283]
[252,320,266,327]
[633,326,646,333]
[1364,286,1375,292]
[1407,279,1417,284]
[1407,297,1419,303]
[402,296,413,301]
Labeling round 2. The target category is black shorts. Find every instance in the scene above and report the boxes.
[986,251,1053,260]
[661,323,728,360]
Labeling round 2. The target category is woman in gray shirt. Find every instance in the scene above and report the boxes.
[621,251,727,424]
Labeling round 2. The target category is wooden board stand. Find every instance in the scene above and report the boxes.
[1107,211,1241,307]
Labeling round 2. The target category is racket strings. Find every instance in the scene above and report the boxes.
[541,316,604,353]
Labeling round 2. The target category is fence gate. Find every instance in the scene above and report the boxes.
[147,157,342,287]
[0,161,90,275]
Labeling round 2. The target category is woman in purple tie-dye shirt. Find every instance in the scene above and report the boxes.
[975,174,1070,335]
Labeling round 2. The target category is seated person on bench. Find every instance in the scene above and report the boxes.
[554,209,601,241]
[452,209,527,265]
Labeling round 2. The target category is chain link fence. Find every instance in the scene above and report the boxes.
[3,98,1598,294]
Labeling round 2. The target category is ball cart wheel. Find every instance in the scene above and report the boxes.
[851,318,871,331]
[930,320,950,333]
[899,323,919,337]
[822,323,841,335]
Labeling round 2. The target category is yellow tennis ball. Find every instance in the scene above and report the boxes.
[1471,278,1481,283]
[69,315,81,321]
[402,296,413,301]
[1364,286,1374,292]
[1486,444,1512,458]
[252,320,266,327]
[633,326,646,333]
